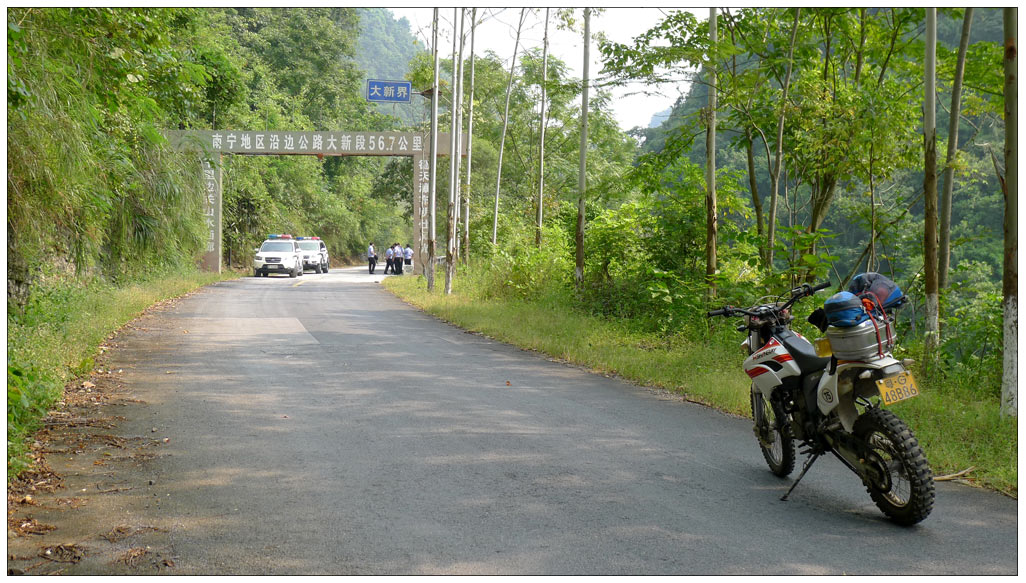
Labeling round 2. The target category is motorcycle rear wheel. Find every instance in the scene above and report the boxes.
[751,390,795,477]
[853,407,934,526]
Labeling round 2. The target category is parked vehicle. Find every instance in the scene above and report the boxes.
[253,234,304,278]
[707,277,934,525]
[296,236,329,273]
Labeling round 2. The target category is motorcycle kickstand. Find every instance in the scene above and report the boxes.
[781,453,820,502]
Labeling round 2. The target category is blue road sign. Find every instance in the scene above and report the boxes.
[367,79,412,103]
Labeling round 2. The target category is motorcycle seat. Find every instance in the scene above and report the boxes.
[778,330,831,374]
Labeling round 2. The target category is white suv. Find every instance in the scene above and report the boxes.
[296,237,329,273]
[253,235,304,278]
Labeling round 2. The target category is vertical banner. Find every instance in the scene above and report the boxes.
[200,155,222,273]
[412,151,431,276]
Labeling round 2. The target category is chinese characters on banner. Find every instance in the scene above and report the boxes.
[204,131,424,155]
[200,157,221,272]
[413,154,432,270]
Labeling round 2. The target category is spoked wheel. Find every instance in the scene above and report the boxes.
[854,407,934,526]
[751,389,795,477]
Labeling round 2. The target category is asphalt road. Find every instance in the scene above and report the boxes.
[12,267,1017,575]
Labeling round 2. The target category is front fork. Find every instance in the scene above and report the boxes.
[750,387,774,448]
[751,385,791,448]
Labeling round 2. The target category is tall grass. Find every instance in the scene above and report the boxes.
[7,267,235,478]
[385,265,1016,496]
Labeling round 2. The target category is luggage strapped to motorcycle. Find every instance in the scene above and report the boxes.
[848,272,903,357]
[860,297,887,359]
[848,272,906,313]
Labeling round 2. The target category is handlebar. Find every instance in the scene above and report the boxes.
[706,281,831,319]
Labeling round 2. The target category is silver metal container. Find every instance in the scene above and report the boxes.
[826,318,895,361]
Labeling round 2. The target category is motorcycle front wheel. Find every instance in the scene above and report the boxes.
[751,390,795,477]
[853,407,935,526]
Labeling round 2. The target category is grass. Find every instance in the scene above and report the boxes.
[384,269,1017,497]
[7,266,239,478]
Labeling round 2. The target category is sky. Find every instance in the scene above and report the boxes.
[389,7,703,131]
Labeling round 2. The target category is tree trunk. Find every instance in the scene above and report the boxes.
[745,128,765,264]
[492,9,527,246]
[575,8,590,288]
[705,8,718,298]
[854,8,867,86]
[536,8,549,248]
[705,9,722,297]
[1002,7,1017,417]
[427,8,440,292]
[445,8,463,294]
[939,8,973,289]
[869,142,876,271]
[452,10,466,264]
[924,8,940,353]
[461,8,476,265]
[766,8,801,272]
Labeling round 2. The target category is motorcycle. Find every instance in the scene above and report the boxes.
[707,281,934,525]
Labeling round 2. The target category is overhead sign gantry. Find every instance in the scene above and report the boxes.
[165,129,465,275]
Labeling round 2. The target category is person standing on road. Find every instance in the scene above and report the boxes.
[368,243,377,274]
[392,243,403,275]
[384,244,394,275]
[404,244,413,271]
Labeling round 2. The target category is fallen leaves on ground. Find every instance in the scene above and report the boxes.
[38,544,84,564]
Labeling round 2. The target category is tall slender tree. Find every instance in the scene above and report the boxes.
[766,8,801,273]
[923,8,940,352]
[705,8,718,298]
[446,8,464,294]
[492,8,527,245]
[536,8,550,247]
[939,8,973,289]
[427,8,440,292]
[461,8,476,264]
[575,7,591,287]
[452,9,466,263]
[1002,7,1017,417]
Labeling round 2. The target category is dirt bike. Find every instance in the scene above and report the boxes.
[707,281,934,526]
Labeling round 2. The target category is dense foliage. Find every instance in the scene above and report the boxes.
[593,8,1008,391]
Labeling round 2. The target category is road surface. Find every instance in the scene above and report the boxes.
[7,267,1017,575]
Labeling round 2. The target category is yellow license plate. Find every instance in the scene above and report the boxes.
[877,372,920,405]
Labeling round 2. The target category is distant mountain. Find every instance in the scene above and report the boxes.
[355,8,428,125]
[648,108,672,128]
